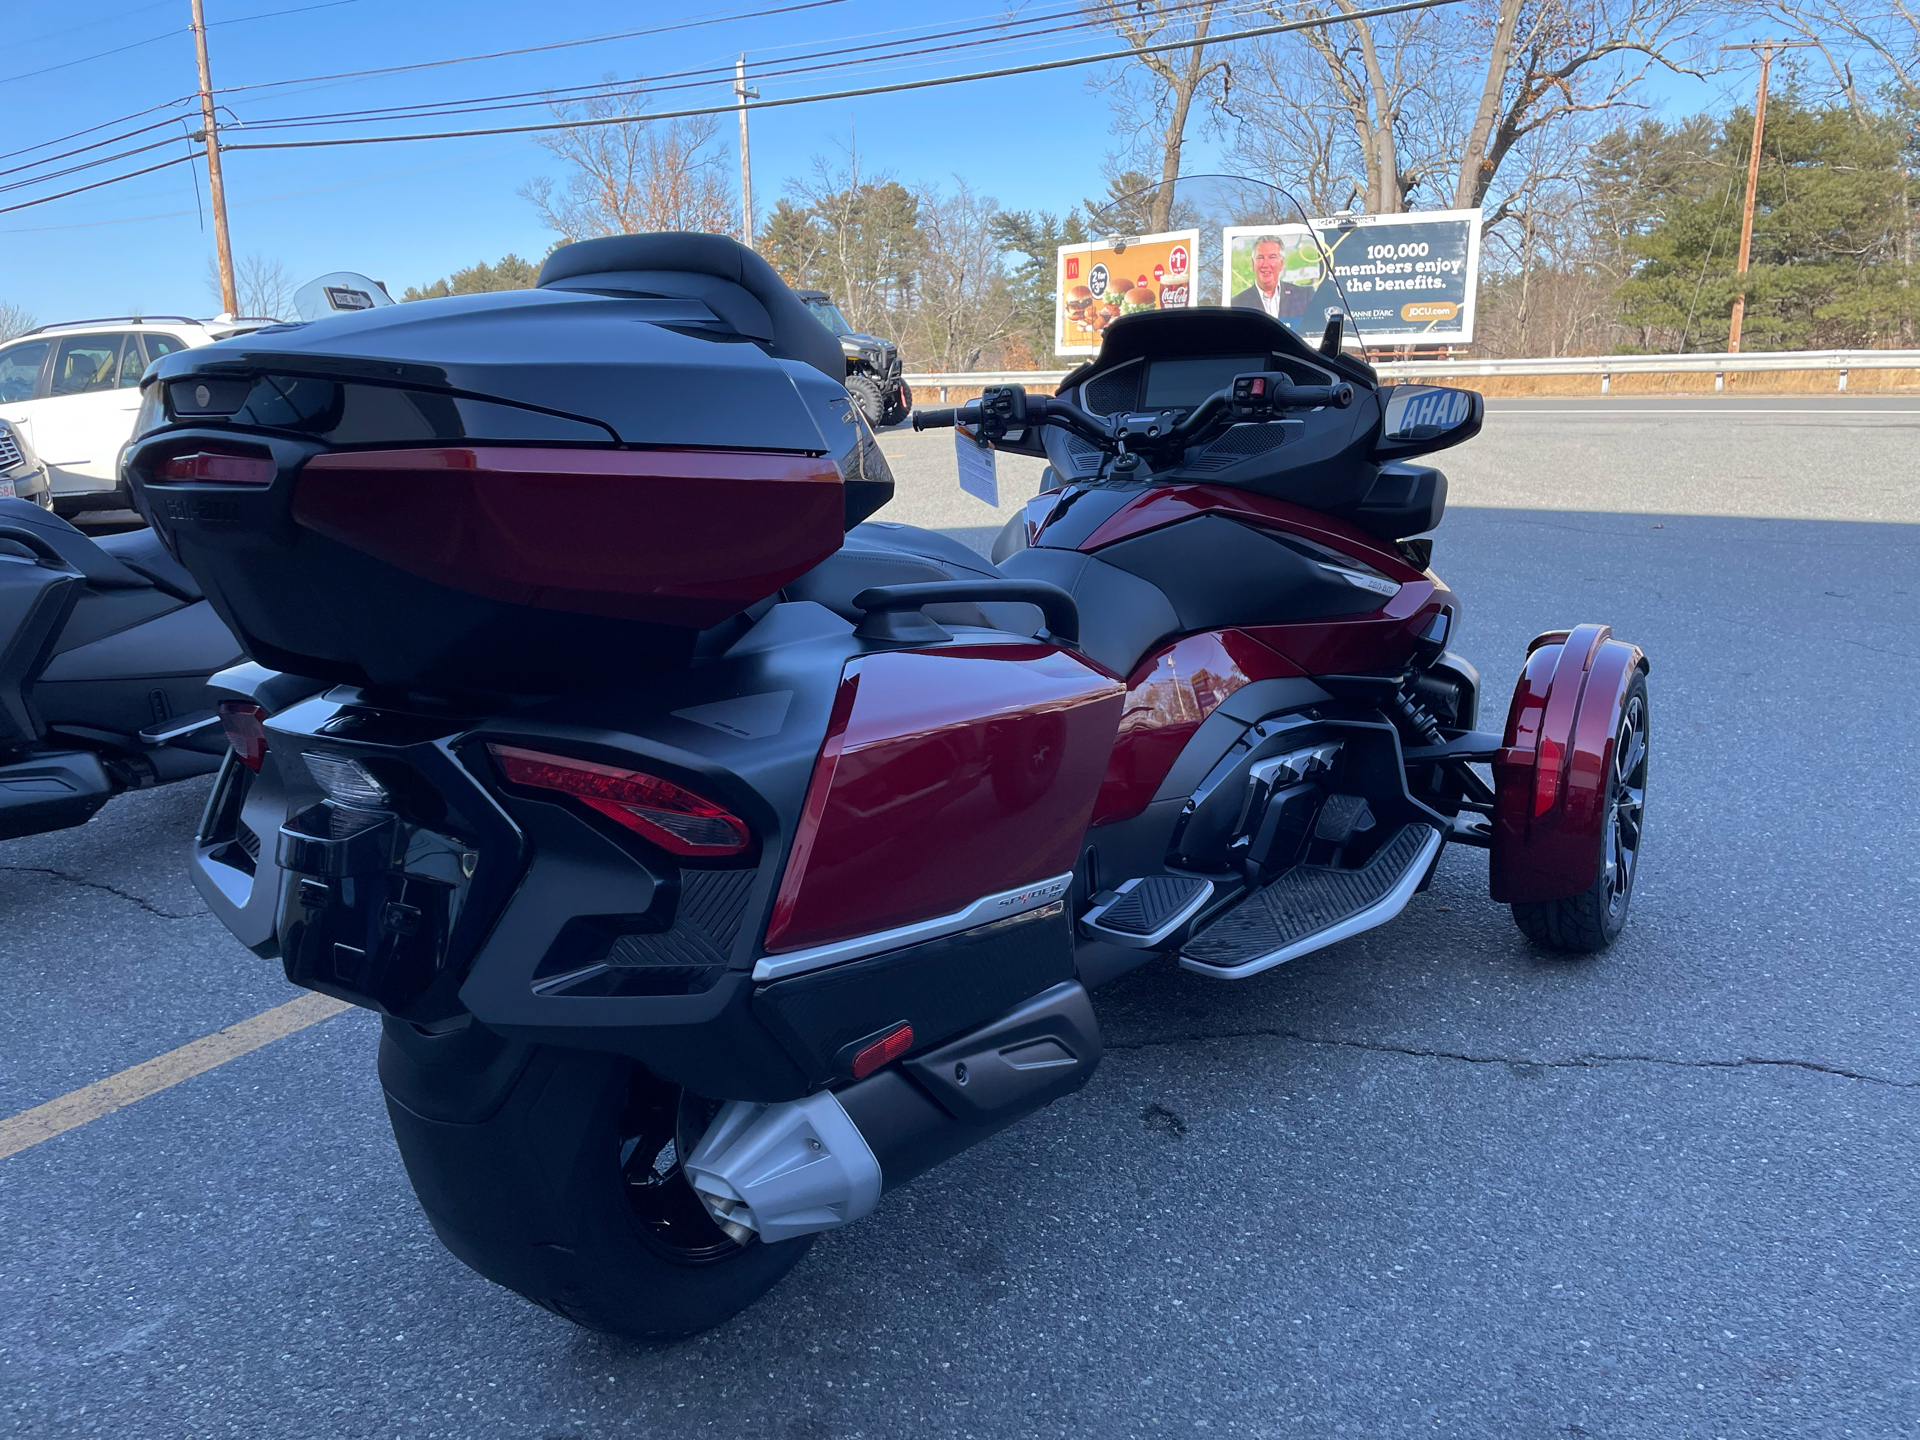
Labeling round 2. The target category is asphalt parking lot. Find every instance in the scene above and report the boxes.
[4,396,1916,1439]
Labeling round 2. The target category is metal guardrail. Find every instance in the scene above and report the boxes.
[906,349,1920,397]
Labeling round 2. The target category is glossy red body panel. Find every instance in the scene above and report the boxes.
[1240,578,1449,675]
[1490,625,1647,903]
[764,644,1125,953]
[293,446,845,628]
[1071,484,1425,581]
[1089,629,1303,826]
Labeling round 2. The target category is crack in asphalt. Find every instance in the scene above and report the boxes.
[1105,1028,1918,1088]
[0,865,201,921]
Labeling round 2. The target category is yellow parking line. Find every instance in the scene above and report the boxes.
[0,991,352,1160]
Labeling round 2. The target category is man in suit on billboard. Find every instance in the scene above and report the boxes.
[1231,235,1313,322]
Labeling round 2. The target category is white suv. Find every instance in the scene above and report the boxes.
[0,316,271,515]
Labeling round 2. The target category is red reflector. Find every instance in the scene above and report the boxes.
[1533,748,1562,817]
[851,1023,914,1079]
[487,744,750,857]
[218,700,270,772]
[160,451,275,484]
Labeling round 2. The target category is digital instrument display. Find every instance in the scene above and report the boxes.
[1142,354,1267,408]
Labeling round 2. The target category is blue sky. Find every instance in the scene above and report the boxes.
[2,0,1760,325]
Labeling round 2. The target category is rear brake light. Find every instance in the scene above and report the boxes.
[159,451,275,484]
[218,700,270,772]
[487,744,750,857]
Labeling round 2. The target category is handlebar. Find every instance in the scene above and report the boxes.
[908,372,1358,460]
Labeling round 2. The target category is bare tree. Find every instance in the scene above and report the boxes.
[0,302,35,341]
[522,85,736,241]
[907,179,1019,373]
[204,253,296,318]
[778,142,922,337]
[1086,0,1232,230]
[1451,0,1703,217]
[1723,0,1918,114]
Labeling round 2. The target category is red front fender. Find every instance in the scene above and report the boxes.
[1490,623,1649,904]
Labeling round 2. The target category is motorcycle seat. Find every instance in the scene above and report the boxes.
[0,498,152,590]
[94,527,203,601]
[785,522,1045,636]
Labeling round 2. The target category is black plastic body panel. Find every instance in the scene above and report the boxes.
[1095,515,1389,632]
[143,289,839,453]
[838,980,1101,1193]
[0,749,115,841]
[753,903,1074,1085]
[0,557,80,748]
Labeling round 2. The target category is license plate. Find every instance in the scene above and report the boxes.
[0,480,14,499]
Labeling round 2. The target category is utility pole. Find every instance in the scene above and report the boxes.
[734,56,757,251]
[190,0,237,316]
[1721,40,1811,353]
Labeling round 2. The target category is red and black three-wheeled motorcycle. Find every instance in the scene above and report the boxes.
[124,182,1647,1340]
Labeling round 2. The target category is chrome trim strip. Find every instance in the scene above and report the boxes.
[1180,827,1443,981]
[140,711,221,745]
[1082,877,1215,949]
[753,872,1075,982]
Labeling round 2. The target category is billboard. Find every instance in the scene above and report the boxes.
[1055,229,1201,356]
[1222,209,1482,345]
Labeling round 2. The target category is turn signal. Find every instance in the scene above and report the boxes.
[159,450,275,484]
[487,744,750,857]
[218,700,270,772]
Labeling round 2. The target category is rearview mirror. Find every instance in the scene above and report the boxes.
[1375,385,1483,459]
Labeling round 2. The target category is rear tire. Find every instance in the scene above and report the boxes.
[378,1018,815,1340]
[846,373,887,428]
[1511,670,1648,953]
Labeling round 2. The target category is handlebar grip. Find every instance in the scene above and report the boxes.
[911,408,959,431]
[1276,382,1355,410]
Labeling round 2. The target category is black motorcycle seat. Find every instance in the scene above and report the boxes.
[94,527,203,601]
[0,498,151,590]
[785,522,1045,636]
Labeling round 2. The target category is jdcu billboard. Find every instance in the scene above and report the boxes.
[1054,229,1201,356]
[1221,209,1482,345]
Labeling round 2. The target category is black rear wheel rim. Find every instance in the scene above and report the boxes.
[616,1069,744,1264]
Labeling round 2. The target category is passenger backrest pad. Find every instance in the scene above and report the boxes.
[538,233,844,382]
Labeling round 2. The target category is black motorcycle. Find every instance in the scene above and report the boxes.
[0,498,241,841]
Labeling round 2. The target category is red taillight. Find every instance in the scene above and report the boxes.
[159,451,275,484]
[850,1023,913,1080]
[218,700,270,772]
[487,744,750,857]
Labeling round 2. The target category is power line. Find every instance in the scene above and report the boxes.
[0,105,194,175]
[0,133,184,197]
[0,154,197,218]
[0,0,1453,219]
[213,0,854,95]
[14,0,176,51]
[221,0,1461,153]
[0,0,363,88]
[234,0,1265,134]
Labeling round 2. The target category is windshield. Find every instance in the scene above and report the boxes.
[291,270,396,323]
[804,297,855,338]
[1081,175,1368,352]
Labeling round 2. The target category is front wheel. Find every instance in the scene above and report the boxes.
[1511,670,1648,953]
[378,1019,816,1340]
